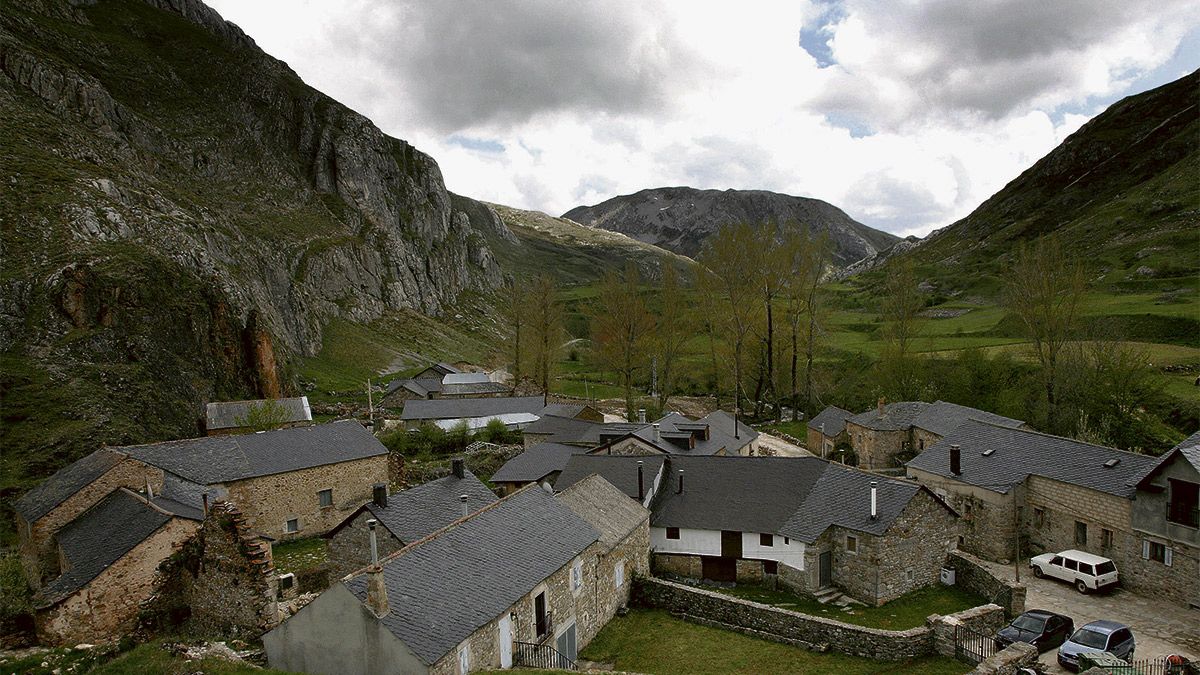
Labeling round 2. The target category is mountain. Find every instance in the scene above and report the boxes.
[562,186,900,267]
[880,69,1199,287]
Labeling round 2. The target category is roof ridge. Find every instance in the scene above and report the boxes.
[958,418,1152,459]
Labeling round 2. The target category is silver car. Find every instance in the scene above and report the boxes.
[1057,620,1135,671]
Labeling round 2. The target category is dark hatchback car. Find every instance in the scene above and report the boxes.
[994,609,1075,652]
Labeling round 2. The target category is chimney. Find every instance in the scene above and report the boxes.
[366,519,389,617]
[653,423,661,442]
[870,481,878,520]
[638,409,646,424]
[452,458,465,478]
[372,483,388,508]
[677,468,684,494]
[145,477,154,500]
[202,493,209,517]
[877,396,885,416]
[950,444,962,476]
[637,460,645,502]
[460,494,469,518]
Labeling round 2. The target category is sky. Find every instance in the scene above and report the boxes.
[205,0,1200,238]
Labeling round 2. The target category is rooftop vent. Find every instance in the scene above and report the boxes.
[1103,458,1120,468]
[981,449,996,457]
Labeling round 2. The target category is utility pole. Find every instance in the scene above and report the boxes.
[1013,500,1021,583]
[366,378,374,428]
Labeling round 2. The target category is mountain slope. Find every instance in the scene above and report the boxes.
[563,186,900,267]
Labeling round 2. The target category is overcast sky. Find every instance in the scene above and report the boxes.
[206,0,1199,238]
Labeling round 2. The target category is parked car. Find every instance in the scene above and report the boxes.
[1030,549,1119,593]
[1057,620,1136,671]
[994,609,1075,652]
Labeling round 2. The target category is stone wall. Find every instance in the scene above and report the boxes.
[632,576,934,660]
[326,509,406,579]
[653,552,703,578]
[944,550,1026,618]
[35,516,199,646]
[906,468,1019,560]
[869,490,962,604]
[1024,475,1132,560]
[846,423,907,469]
[929,603,1009,657]
[224,455,387,541]
[19,457,164,589]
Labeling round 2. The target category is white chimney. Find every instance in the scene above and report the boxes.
[870,481,878,520]
[366,519,389,616]
[638,409,646,424]
[460,494,469,518]
[652,423,660,442]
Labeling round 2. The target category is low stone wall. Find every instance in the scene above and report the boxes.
[929,604,1009,658]
[944,550,1026,618]
[970,641,1037,674]
[633,577,932,660]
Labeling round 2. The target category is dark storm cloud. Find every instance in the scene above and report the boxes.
[336,1,701,132]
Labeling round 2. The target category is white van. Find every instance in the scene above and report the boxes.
[1030,549,1119,594]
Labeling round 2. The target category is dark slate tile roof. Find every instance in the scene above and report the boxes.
[912,401,1025,437]
[14,449,126,523]
[151,495,206,520]
[779,465,925,543]
[124,420,387,485]
[33,489,182,607]
[619,413,732,456]
[699,409,757,451]
[649,456,827,534]
[521,414,604,443]
[906,420,1158,497]
[386,378,439,397]
[554,455,667,500]
[400,396,547,421]
[1132,429,1200,487]
[809,406,853,437]
[540,403,589,419]
[558,475,650,547]
[344,486,599,665]
[205,397,311,431]
[367,470,498,543]
[847,402,930,431]
[491,443,585,483]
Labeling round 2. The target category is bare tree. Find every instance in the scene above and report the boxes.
[527,274,564,396]
[653,263,693,410]
[500,278,529,382]
[879,258,925,400]
[755,226,790,421]
[589,263,656,421]
[1003,237,1086,432]
[781,229,830,420]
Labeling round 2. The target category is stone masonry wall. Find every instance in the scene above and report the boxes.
[19,457,164,589]
[653,552,703,578]
[944,550,1026,618]
[871,490,961,604]
[969,641,1038,675]
[846,423,907,469]
[906,468,1018,561]
[930,603,1009,657]
[326,509,406,579]
[225,455,387,541]
[35,517,199,646]
[1024,475,1132,561]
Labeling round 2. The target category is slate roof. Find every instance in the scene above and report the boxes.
[440,381,511,397]
[123,420,387,485]
[912,401,1025,437]
[491,443,585,483]
[617,413,732,456]
[364,470,498,543]
[344,486,599,665]
[400,396,547,421]
[779,464,926,543]
[14,448,126,524]
[1132,429,1200,487]
[205,397,311,431]
[699,409,758,450]
[33,489,199,608]
[521,414,606,445]
[540,403,590,419]
[558,474,650,548]
[554,455,667,500]
[809,406,853,437]
[906,420,1158,497]
[847,402,930,431]
[385,378,442,397]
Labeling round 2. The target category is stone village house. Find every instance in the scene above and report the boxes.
[13,420,388,644]
[205,396,313,436]
[906,421,1199,608]
[264,476,650,674]
[554,454,961,607]
[379,362,510,409]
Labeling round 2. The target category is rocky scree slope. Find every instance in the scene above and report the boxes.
[0,0,505,516]
[563,186,900,267]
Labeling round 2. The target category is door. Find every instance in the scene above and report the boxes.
[1049,555,1068,581]
[555,622,577,666]
[721,530,742,559]
[818,550,832,588]
[701,555,737,582]
[498,613,513,668]
[534,592,548,639]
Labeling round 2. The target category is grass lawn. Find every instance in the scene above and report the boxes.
[715,583,987,631]
[272,537,329,575]
[579,609,968,675]
[0,642,296,675]
[762,420,807,439]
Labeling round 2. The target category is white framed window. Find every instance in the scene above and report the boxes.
[614,560,625,588]
[457,645,470,674]
[846,535,858,554]
[284,518,300,533]
[1143,540,1172,566]
[318,488,333,508]
[570,560,583,592]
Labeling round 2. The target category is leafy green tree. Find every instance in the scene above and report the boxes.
[234,399,292,432]
[878,258,926,400]
[653,264,694,410]
[589,263,655,421]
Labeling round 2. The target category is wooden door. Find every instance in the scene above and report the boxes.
[721,530,742,559]
[819,550,832,588]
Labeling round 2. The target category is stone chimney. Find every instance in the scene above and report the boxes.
[652,423,661,442]
[676,468,684,494]
[950,444,962,476]
[460,494,469,518]
[638,409,646,424]
[366,519,389,617]
[373,483,388,508]
[452,458,465,478]
[877,396,885,416]
[637,460,644,502]
[870,481,878,520]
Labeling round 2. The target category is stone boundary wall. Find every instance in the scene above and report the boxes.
[970,641,1038,674]
[945,550,1026,617]
[929,604,1009,658]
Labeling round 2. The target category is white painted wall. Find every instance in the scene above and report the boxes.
[650,527,806,570]
[741,531,806,570]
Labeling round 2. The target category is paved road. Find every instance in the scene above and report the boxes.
[977,558,1199,672]
[755,431,812,458]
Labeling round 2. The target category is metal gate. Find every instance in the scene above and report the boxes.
[953,624,997,664]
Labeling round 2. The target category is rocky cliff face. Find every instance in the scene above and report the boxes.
[0,0,505,498]
[562,186,899,267]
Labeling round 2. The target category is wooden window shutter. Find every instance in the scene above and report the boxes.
[1142,540,1150,559]
[1164,547,1173,567]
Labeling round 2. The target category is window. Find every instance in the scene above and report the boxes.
[1101,528,1114,550]
[570,560,583,592]
[318,489,333,508]
[846,535,858,554]
[285,518,299,533]
[763,560,778,575]
[1034,508,1046,528]
[1079,563,1095,576]
[760,533,774,547]
[1167,479,1200,528]
[1064,558,1078,572]
[1074,521,1088,547]
[665,527,680,540]
[784,537,789,545]
[614,561,625,588]
[457,645,470,675]
[1050,555,1064,567]
[1144,540,1172,566]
